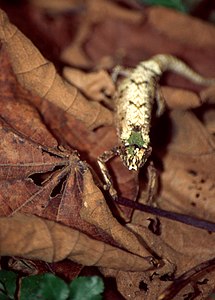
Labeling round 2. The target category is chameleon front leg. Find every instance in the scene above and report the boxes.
[97,147,120,199]
[96,65,133,199]
[111,65,133,82]
[98,148,159,210]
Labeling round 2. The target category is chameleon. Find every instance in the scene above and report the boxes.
[98,54,215,198]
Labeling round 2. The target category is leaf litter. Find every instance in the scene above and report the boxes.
[0,44,155,272]
[0,1,215,299]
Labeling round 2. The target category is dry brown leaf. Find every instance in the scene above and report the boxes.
[101,266,215,300]
[63,67,115,103]
[29,0,81,14]
[62,2,215,92]
[0,48,156,272]
[130,215,215,271]
[0,8,113,130]
[61,0,143,68]
[80,169,152,258]
[158,110,215,222]
[0,213,154,271]
[161,87,202,110]
[5,256,82,281]
[148,7,215,52]
[1,3,215,299]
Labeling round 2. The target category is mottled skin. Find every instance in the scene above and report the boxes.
[115,54,215,171]
[97,54,215,199]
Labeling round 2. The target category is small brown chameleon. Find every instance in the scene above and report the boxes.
[98,54,215,199]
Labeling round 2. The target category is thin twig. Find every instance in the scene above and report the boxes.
[158,257,215,300]
[116,196,215,232]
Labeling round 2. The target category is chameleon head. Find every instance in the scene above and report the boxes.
[120,144,152,171]
[119,130,152,170]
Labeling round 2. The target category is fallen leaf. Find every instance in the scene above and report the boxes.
[0,213,154,272]
[0,8,113,130]
[158,110,215,222]
[0,47,155,273]
[63,67,115,104]
[0,3,215,299]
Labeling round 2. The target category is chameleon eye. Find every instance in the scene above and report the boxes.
[130,144,142,151]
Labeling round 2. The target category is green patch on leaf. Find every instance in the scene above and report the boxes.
[0,270,18,300]
[21,273,69,300]
[69,276,104,300]
[127,131,144,148]
[0,270,104,300]
[140,0,187,12]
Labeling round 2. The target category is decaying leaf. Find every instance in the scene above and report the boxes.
[158,110,215,222]
[63,67,115,104]
[0,2,215,299]
[0,213,154,271]
[0,47,155,273]
[60,0,143,68]
[0,8,113,130]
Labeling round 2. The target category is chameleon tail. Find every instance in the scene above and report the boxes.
[152,54,215,86]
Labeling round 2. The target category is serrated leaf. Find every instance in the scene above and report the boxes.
[0,270,17,300]
[69,276,104,300]
[20,273,69,300]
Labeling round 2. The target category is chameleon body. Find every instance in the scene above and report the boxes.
[115,54,215,171]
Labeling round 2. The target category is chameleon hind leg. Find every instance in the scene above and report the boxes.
[145,161,159,206]
[97,147,120,199]
[98,148,159,205]
[143,88,163,206]
[96,66,133,199]
[155,87,166,117]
